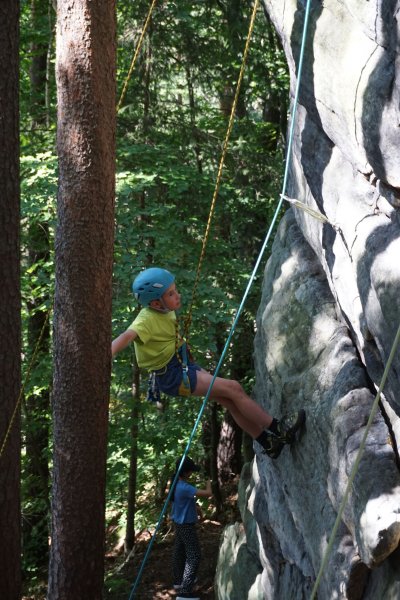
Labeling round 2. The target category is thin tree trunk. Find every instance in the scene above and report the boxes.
[45,0,55,128]
[124,360,140,553]
[142,26,152,135]
[24,222,51,570]
[0,1,21,598]
[219,0,247,119]
[23,0,53,566]
[48,0,116,597]
[185,64,203,174]
[29,0,52,128]
[210,403,223,512]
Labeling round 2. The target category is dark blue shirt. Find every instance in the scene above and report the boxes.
[171,480,198,524]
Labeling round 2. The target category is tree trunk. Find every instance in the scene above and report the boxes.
[124,360,140,553]
[219,0,247,119]
[0,1,21,598]
[217,411,243,482]
[29,0,51,128]
[23,0,53,567]
[185,63,203,174]
[48,0,116,598]
[23,222,51,570]
[209,402,223,512]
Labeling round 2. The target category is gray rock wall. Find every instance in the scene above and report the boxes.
[215,1,400,598]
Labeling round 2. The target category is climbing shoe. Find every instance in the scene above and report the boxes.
[276,409,306,444]
[258,430,285,459]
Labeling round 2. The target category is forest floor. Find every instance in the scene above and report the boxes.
[22,479,240,600]
[105,518,224,600]
[104,479,241,600]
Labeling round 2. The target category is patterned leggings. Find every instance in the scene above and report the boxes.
[173,523,201,593]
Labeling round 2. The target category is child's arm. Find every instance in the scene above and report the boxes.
[195,479,212,498]
[112,328,137,357]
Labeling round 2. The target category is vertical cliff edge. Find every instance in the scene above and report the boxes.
[215,2,400,598]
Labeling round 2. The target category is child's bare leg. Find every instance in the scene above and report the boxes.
[193,370,305,459]
[194,370,272,434]
[215,396,265,438]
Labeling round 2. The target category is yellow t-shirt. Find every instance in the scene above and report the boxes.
[129,308,181,370]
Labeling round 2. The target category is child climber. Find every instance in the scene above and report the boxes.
[170,456,211,600]
[111,267,305,458]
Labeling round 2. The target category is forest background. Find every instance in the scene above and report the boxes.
[7,0,289,596]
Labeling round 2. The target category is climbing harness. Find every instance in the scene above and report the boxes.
[310,322,400,599]
[127,0,313,595]
[146,372,161,403]
[144,0,261,396]
[174,320,191,397]
[129,0,399,592]
[146,341,191,403]
[177,342,191,397]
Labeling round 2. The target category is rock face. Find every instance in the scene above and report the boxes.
[215,1,400,598]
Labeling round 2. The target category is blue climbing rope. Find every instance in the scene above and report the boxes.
[127,1,313,597]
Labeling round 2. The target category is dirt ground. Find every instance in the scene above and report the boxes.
[22,480,240,600]
[104,477,241,600]
[105,518,224,600]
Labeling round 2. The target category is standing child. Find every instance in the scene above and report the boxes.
[170,456,212,600]
[112,267,305,458]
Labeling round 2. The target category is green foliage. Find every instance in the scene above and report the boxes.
[109,0,289,552]
[20,0,289,592]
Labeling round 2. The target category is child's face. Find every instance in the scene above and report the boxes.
[161,282,181,311]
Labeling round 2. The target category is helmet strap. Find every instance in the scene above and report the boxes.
[149,298,171,314]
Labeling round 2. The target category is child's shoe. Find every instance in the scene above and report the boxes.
[259,430,285,459]
[174,583,182,590]
[174,578,197,590]
[258,410,305,459]
[276,409,305,444]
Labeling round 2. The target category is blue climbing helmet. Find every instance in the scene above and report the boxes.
[132,267,175,307]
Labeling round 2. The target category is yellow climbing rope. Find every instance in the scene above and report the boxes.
[183,0,261,339]
[116,0,158,113]
[114,0,261,342]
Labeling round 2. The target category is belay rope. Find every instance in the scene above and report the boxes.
[127,0,313,596]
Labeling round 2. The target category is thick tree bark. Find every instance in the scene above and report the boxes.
[48,1,116,598]
[0,1,21,599]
